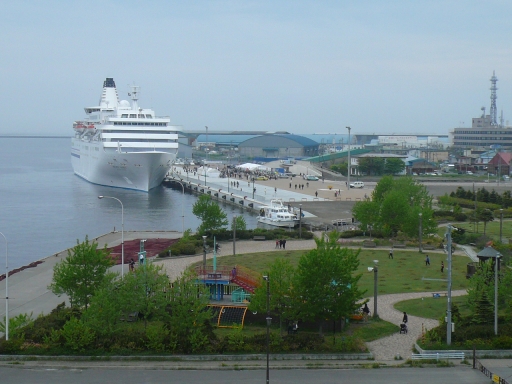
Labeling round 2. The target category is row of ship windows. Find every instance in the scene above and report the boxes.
[113,122,166,126]
[102,130,174,134]
[120,114,153,118]
[455,142,512,146]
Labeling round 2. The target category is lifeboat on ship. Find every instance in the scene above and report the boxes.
[73,121,86,133]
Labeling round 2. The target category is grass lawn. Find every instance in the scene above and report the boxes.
[394,295,470,320]
[452,220,512,242]
[200,248,470,297]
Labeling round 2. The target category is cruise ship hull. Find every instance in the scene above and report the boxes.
[71,139,175,192]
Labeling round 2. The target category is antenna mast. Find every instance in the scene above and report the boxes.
[490,71,498,126]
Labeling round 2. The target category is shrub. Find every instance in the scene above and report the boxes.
[60,317,95,352]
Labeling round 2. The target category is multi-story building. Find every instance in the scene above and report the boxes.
[452,72,512,149]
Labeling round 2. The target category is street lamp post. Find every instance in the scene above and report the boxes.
[232,216,237,256]
[0,232,8,340]
[500,209,504,243]
[299,204,302,238]
[494,253,500,335]
[418,212,423,253]
[252,177,255,199]
[202,235,207,272]
[98,196,124,278]
[346,126,351,188]
[264,275,271,384]
[373,260,378,318]
[172,179,186,235]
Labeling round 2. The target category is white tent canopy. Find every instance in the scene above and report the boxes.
[236,163,270,171]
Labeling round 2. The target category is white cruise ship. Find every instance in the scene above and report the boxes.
[71,78,179,191]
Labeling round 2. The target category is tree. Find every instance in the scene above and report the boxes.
[478,209,494,235]
[231,215,247,231]
[49,236,114,309]
[119,263,171,329]
[384,158,405,175]
[352,200,379,238]
[358,157,384,176]
[249,257,295,334]
[166,271,212,353]
[192,195,228,234]
[353,176,436,238]
[293,233,364,334]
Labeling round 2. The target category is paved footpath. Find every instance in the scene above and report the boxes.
[155,238,472,361]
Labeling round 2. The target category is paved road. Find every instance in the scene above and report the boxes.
[0,366,491,384]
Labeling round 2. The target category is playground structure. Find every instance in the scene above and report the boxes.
[195,264,260,328]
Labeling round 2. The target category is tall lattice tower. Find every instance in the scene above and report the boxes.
[490,71,498,126]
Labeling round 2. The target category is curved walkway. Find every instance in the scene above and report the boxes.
[154,238,469,361]
[364,290,466,361]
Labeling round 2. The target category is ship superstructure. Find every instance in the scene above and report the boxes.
[71,78,179,191]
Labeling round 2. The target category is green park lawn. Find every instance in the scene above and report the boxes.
[394,295,470,320]
[451,220,512,242]
[203,248,470,297]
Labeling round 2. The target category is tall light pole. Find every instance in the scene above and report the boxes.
[373,260,378,318]
[252,177,255,199]
[299,204,302,238]
[263,275,271,384]
[346,126,351,188]
[495,252,501,336]
[202,235,207,272]
[232,215,237,256]
[205,125,208,164]
[0,232,8,340]
[172,180,185,235]
[98,196,124,278]
[500,209,504,243]
[418,212,423,253]
[446,225,453,345]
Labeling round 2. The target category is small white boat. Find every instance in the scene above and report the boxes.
[258,200,300,227]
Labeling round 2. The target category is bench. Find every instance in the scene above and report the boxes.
[423,245,436,250]
[253,236,266,241]
[393,243,406,248]
[363,241,376,248]
[411,352,464,361]
[432,293,447,298]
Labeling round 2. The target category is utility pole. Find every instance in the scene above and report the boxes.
[346,126,351,188]
[446,225,453,345]
[233,216,237,256]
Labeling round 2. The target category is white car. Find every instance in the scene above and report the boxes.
[349,181,364,189]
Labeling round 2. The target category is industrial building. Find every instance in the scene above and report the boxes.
[452,72,512,148]
[237,134,319,159]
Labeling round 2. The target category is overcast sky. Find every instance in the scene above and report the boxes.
[1,1,511,136]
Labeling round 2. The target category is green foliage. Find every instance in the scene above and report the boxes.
[293,233,364,329]
[166,271,213,353]
[192,194,229,234]
[384,158,406,175]
[358,157,384,176]
[145,323,169,352]
[120,264,171,328]
[353,176,435,238]
[49,236,114,309]
[249,257,295,332]
[0,313,33,339]
[60,317,95,351]
[231,215,247,231]
[438,194,501,210]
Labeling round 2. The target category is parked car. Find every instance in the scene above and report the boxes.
[305,175,319,181]
[256,176,269,181]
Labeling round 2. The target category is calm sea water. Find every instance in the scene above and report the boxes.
[0,137,257,269]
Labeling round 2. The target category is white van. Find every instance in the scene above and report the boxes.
[349,181,364,189]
